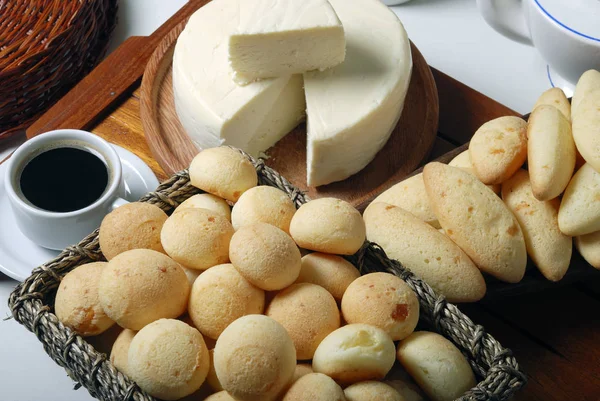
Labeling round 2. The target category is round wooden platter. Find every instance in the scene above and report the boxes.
[140,19,439,208]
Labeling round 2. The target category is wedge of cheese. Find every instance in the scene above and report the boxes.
[173,0,412,188]
[228,0,346,85]
[304,0,412,186]
[173,0,306,157]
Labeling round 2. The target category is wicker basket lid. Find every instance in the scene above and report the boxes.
[0,0,118,140]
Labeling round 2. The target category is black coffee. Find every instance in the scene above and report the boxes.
[19,147,109,213]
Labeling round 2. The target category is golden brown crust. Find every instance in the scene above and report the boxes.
[289,198,365,255]
[468,116,527,185]
[266,283,340,359]
[99,202,167,261]
[423,162,527,283]
[341,272,419,340]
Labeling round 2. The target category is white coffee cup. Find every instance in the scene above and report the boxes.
[477,0,600,87]
[4,129,128,250]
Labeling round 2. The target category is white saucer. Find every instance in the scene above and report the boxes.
[546,65,575,98]
[0,145,160,282]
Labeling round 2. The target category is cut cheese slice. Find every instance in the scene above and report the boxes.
[172,0,306,157]
[304,0,412,186]
[173,0,412,188]
[229,0,346,85]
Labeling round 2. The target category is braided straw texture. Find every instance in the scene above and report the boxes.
[8,149,526,401]
[0,0,118,140]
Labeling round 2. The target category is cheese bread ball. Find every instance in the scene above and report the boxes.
[312,324,395,385]
[344,381,404,401]
[385,367,428,401]
[188,263,265,339]
[161,208,234,270]
[342,273,419,341]
[296,253,361,301]
[205,392,236,401]
[98,249,190,330]
[397,331,476,401]
[55,262,115,336]
[189,147,258,202]
[179,315,218,349]
[266,283,340,359]
[290,198,366,255]
[280,363,315,396]
[231,186,296,233]
[128,319,209,400]
[292,364,313,383]
[214,315,296,401]
[206,349,223,391]
[182,267,202,286]
[229,223,301,290]
[109,329,136,377]
[282,373,346,401]
[174,193,232,220]
[99,202,167,260]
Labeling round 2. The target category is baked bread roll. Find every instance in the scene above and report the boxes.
[344,381,403,401]
[290,197,366,255]
[231,186,296,233]
[182,267,201,286]
[205,392,236,401]
[55,262,115,336]
[341,272,419,340]
[266,283,340,359]
[128,319,209,400]
[188,263,265,339]
[571,69,600,115]
[396,331,475,401]
[214,315,296,401]
[282,373,345,401]
[229,223,301,290]
[364,203,486,303]
[312,324,395,385]
[296,252,360,301]
[575,230,600,269]
[424,162,527,283]
[527,105,576,201]
[98,249,190,330]
[206,349,223,391]
[558,163,600,236]
[368,173,440,228]
[109,329,136,377]
[533,87,571,120]
[468,116,528,185]
[99,202,167,260]
[502,170,572,281]
[189,147,257,202]
[161,208,234,270]
[174,193,231,220]
[449,150,501,194]
[572,89,600,172]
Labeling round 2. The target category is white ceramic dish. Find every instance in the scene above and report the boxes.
[0,145,159,282]
[477,0,600,94]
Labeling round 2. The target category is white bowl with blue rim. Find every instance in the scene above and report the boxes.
[477,0,600,93]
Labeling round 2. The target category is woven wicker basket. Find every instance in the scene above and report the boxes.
[0,0,118,140]
[8,149,527,401]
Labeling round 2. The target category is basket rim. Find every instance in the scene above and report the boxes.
[7,148,527,401]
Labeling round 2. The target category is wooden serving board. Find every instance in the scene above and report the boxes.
[140,21,438,207]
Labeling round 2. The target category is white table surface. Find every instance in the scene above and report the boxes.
[0,1,553,400]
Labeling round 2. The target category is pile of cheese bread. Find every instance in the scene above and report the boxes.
[54,146,478,401]
[172,0,412,187]
[365,69,600,302]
